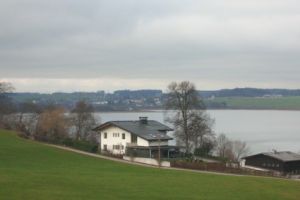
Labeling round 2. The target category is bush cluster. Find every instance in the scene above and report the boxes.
[63,138,98,153]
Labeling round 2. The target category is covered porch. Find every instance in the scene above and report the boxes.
[125,145,182,159]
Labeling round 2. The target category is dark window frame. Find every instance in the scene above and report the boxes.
[131,134,137,143]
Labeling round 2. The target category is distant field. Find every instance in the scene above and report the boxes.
[0,130,300,200]
[205,96,300,110]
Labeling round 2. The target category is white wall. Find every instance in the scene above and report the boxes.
[99,126,156,154]
[137,137,149,146]
[123,156,170,167]
[99,125,171,154]
[100,126,131,154]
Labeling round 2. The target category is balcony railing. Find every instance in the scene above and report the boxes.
[126,142,138,147]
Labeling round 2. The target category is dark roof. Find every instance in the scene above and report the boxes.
[93,120,173,141]
[244,151,300,162]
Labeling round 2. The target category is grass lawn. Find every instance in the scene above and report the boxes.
[0,130,299,200]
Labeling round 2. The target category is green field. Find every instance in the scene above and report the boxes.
[205,96,300,110]
[0,130,300,200]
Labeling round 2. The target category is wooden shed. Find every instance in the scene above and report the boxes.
[243,151,300,175]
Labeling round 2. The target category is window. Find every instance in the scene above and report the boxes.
[122,133,125,139]
[103,144,107,151]
[113,145,120,150]
[131,135,137,143]
[113,133,120,137]
[104,132,107,139]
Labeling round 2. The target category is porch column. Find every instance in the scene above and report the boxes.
[149,149,152,158]
[167,149,170,159]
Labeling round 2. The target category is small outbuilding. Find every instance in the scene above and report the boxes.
[243,151,300,175]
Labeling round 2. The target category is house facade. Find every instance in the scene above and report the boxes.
[94,117,180,158]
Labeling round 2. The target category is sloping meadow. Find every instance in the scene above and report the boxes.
[0,130,299,200]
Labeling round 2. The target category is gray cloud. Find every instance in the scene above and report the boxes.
[0,0,300,91]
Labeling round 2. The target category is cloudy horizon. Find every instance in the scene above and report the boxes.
[1,0,300,92]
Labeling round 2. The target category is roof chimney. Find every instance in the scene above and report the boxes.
[272,149,278,154]
[139,117,148,124]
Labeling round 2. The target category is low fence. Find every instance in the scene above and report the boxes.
[170,160,277,177]
[123,156,171,167]
[101,151,123,159]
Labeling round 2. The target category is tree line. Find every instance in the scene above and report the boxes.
[1,81,249,161]
[0,82,98,152]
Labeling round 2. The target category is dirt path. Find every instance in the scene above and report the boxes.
[46,143,158,168]
[44,143,246,177]
[45,143,300,181]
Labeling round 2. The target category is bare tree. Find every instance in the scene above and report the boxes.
[189,111,214,151]
[16,102,42,137]
[35,106,69,143]
[165,81,208,154]
[71,101,96,140]
[0,82,15,127]
[216,134,232,159]
[0,82,14,93]
[216,134,250,162]
[231,140,250,162]
[194,136,216,157]
[1,114,19,130]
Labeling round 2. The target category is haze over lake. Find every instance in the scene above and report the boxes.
[95,110,300,154]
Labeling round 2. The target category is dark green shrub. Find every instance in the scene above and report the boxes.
[63,138,98,153]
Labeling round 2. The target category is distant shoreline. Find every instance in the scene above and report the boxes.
[95,108,300,113]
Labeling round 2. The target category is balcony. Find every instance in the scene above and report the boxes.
[126,142,138,147]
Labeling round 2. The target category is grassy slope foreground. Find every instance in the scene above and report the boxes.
[0,130,300,200]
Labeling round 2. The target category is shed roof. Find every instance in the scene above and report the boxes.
[244,151,300,162]
[93,120,173,141]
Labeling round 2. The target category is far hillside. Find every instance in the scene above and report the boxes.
[5,88,300,111]
[204,96,300,110]
[199,88,300,98]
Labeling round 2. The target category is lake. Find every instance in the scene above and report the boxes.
[94,110,300,154]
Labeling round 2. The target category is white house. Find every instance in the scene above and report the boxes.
[94,117,180,158]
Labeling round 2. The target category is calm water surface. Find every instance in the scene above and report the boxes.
[94,110,300,154]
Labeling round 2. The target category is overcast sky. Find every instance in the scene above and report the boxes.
[1,0,299,92]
